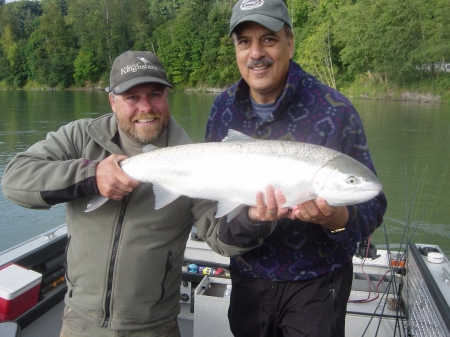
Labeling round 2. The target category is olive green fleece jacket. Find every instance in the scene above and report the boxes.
[1,113,225,330]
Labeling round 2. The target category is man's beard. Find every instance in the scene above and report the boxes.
[117,114,170,144]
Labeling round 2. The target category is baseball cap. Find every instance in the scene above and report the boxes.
[229,0,292,36]
[105,50,172,94]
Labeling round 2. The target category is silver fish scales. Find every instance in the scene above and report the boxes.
[86,130,383,220]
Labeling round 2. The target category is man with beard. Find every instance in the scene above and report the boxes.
[204,1,387,337]
[2,50,288,336]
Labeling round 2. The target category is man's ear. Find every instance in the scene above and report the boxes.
[109,93,116,114]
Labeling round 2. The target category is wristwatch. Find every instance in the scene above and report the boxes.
[328,227,346,234]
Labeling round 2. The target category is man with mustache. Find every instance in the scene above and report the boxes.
[2,50,287,336]
[204,1,387,336]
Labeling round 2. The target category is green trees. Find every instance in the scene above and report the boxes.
[0,0,448,94]
[0,0,42,86]
[333,0,450,85]
[293,0,339,88]
[32,0,75,87]
[73,49,100,85]
[151,0,238,87]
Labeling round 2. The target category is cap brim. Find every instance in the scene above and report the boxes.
[108,76,173,94]
[230,14,285,36]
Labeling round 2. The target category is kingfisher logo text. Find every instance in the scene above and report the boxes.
[121,57,157,75]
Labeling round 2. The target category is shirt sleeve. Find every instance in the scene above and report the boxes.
[1,121,100,209]
[193,199,277,258]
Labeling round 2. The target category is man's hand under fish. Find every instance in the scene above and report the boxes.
[248,185,349,232]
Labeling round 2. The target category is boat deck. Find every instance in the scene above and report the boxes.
[19,238,406,337]
[19,290,402,337]
[3,227,450,337]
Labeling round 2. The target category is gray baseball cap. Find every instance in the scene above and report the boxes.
[105,50,172,94]
[229,0,292,36]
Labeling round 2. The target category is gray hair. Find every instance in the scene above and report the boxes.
[232,24,293,42]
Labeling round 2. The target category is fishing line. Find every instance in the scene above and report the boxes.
[358,223,408,337]
[383,222,408,337]
[424,166,448,225]
[357,270,399,337]
[412,163,428,224]
[407,167,449,245]
[398,164,428,255]
[404,162,409,237]
[374,165,448,336]
[404,161,425,240]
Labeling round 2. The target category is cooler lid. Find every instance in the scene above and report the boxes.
[0,264,42,299]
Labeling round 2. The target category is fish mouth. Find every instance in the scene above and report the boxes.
[327,189,382,206]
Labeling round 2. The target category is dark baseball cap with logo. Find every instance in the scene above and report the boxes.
[229,0,292,36]
[105,50,172,94]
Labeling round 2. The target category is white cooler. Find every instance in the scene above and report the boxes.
[0,264,42,321]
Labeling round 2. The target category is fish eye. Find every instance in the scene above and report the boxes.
[347,176,358,184]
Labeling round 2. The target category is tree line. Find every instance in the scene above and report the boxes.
[1,0,449,94]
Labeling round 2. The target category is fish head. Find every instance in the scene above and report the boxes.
[313,155,383,206]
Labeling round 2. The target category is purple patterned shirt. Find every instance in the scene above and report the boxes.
[205,60,387,281]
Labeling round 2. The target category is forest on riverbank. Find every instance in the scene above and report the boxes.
[1,0,449,102]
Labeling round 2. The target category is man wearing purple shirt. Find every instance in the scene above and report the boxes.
[204,1,387,336]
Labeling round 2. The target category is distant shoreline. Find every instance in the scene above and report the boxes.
[0,85,444,104]
[346,92,443,104]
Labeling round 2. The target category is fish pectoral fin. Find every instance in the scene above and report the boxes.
[222,129,256,143]
[153,184,181,210]
[281,191,317,208]
[216,201,245,220]
[85,195,109,212]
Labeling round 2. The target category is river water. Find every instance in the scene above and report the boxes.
[1,90,449,255]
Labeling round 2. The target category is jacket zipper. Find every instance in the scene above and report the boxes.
[103,196,130,326]
[156,250,173,305]
[65,236,74,297]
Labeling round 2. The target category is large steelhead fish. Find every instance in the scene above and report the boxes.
[86,130,382,220]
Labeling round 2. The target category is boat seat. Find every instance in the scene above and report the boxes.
[0,322,21,337]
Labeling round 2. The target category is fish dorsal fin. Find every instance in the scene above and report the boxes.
[152,184,181,209]
[142,144,159,153]
[222,129,256,143]
[216,200,246,221]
